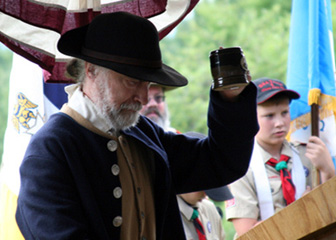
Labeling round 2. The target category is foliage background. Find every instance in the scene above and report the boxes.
[0,0,336,239]
[162,0,292,135]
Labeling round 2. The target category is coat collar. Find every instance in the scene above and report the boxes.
[122,116,168,161]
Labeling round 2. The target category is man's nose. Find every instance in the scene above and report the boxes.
[135,82,150,105]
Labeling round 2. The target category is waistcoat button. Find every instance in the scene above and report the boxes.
[111,164,120,176]
[113,187,122,198]
[113,216,123,227]
[107,140,117,152]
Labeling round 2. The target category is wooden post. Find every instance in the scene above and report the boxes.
[311,103,320,187]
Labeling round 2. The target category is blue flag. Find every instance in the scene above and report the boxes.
[286,0,336,161]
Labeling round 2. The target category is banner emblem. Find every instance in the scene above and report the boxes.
[12,92,44,134]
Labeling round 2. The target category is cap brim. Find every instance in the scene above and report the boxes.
[258,89,300,104]
[205,186,233,201]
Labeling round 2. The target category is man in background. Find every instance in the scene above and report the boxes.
[140,84,176,132]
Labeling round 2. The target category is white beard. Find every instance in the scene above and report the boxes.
[95,75,142,133]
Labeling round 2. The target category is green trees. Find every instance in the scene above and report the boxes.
[0,45,12,162]
[161,0,293,134]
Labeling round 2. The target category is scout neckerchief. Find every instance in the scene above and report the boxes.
[191,208,206,240]
[267,155,295,205]
[250,140,306,220]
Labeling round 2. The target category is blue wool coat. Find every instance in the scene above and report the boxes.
[16,85,258,239]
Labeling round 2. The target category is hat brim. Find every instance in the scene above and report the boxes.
[258,89,300,104]
[150,83,178,92]
[57,24,188,87]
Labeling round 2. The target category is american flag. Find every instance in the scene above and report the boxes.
[0,0,199,83]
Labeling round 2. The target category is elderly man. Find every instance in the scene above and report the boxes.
[16,12,258,240]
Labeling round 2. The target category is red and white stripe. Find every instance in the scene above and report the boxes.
[0,0,199,82]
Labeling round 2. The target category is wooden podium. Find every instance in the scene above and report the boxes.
[237,176,336,240]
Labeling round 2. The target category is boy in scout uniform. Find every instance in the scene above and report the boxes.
[176,132,234,240]
[225,77,335,238]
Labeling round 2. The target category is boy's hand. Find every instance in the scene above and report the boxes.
[305,136,335,182]
[302,186,311,196]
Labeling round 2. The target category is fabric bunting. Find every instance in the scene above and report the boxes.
[0,0,199,83]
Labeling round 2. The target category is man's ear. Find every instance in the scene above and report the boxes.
[85,62,97,80]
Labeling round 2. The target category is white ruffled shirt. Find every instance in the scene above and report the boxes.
[65,83,116,135]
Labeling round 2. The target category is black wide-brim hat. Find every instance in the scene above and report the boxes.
[57,12,188,87]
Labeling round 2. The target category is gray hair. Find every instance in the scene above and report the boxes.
[65,59,108,84]
[65,58,86,83]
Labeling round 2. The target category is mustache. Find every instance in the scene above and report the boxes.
[119,102,142,112]
[142,107,161,117]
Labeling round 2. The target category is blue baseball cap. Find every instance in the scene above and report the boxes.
[253,77,300,104]
[205,186,233,201]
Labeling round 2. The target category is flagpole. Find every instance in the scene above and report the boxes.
[311,103,320,187]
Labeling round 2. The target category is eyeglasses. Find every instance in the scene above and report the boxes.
[148,95,165,104]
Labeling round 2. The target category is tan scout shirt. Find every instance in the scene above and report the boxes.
[177,196,225,240]
[225,140,312,221]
